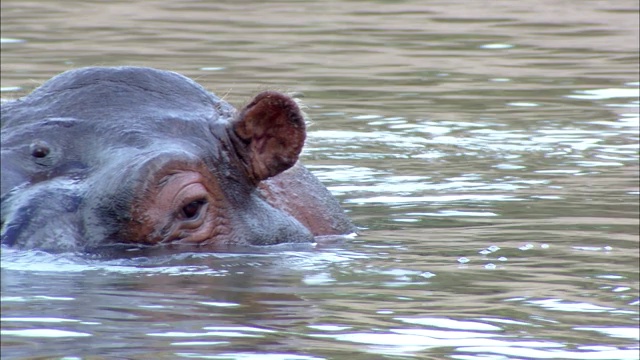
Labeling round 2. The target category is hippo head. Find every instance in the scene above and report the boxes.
[1,67,348,252]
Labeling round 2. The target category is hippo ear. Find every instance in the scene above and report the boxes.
[231,91,306,183]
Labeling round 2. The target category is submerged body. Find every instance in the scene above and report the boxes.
[1,66,354,252]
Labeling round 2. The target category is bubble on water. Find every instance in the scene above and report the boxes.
[484,263,497,270]
[477,246,499,255]
[458,257,470,264]
[519,244,534,251]
[498,257,508,262]
[420,272,436,278]
[604,246,613,251]
[541,244,550,249]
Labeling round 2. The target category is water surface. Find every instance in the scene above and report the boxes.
[1,1,638,359]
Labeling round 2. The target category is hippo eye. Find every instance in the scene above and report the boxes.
[30,142,50,158]
[181,199,207,219]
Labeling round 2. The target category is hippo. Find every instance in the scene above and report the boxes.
[1,66,355,252]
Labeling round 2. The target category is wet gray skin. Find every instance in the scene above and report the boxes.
[0,67,354,252]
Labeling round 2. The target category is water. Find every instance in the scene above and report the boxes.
[1,1,638,359]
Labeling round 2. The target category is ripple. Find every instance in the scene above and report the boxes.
[1,317,81,323]
[396,317,502,331]
[407,210,498,217]
[347,194,521,204]
[575,327,640,341]
[507,102,540,107]
[480,43,514,49]
[1,329,91,338]
[176,353,324,360]
[148,330,266,338]
[1,86,22,92]
[528,298,635,314]
[567,88,640,100]
[0,38,25,44]
[455,346,638,359]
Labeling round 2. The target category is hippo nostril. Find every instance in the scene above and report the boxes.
[30,142,51,158]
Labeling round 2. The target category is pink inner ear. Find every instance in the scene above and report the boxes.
[232,91,306,183]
